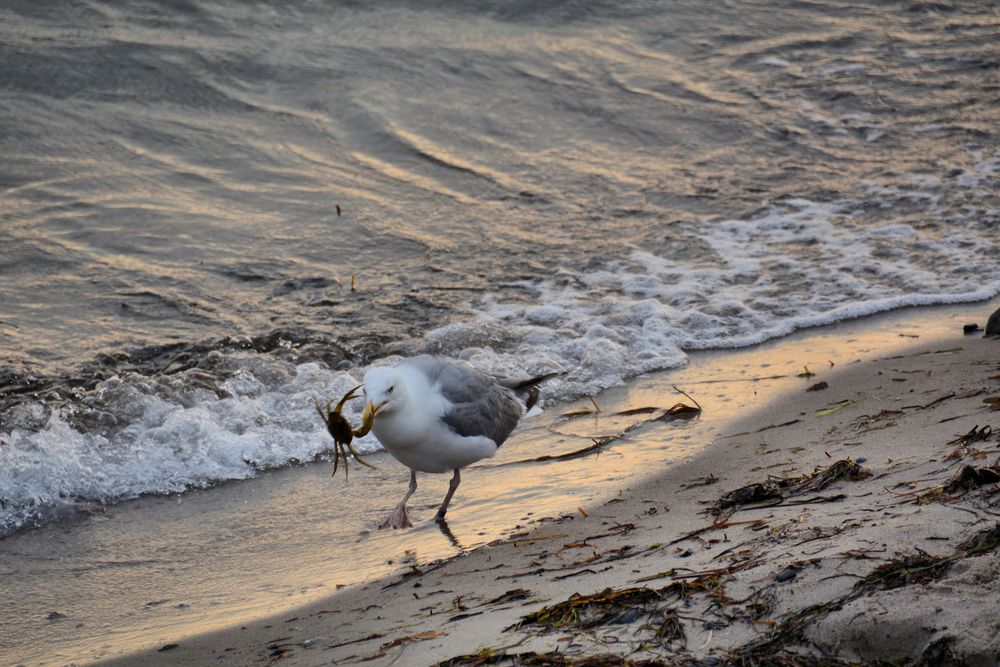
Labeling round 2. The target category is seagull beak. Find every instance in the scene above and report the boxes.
[362,400,386,424]
[353,400,386,438]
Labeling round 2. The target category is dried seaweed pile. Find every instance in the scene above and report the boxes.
[509,587,664,632]
[560,388,702,423]
[497,389,703,468]
[944,463,1000,493]
[904,423,1000,503]
[438,650,673,667]
[713,459,870,514]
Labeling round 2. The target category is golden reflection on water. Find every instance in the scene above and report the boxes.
[350,150,477,204]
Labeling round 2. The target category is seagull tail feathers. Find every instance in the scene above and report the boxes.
[502,371,561,412]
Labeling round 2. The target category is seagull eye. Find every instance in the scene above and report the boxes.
[387,386,394,394]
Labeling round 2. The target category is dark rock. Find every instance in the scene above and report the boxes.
[158,643,179,652]
[986,307,1000,336]
[963,323,982,334]
[776,567,798,582]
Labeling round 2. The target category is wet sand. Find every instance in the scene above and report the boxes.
[79,303,1000,666]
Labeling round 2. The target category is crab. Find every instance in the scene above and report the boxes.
[316,384,382,478]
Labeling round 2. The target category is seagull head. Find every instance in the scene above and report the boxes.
[362,367,407,421]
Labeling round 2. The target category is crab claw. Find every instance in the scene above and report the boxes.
[355,400,386,438]
[335,384,363,413]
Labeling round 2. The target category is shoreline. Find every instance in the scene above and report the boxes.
[4,299,997,666]
[95,303,1000,666]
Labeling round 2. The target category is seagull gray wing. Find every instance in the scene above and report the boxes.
[406,356,523,446]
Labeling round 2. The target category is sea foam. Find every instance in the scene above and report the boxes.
[0,362,380,534]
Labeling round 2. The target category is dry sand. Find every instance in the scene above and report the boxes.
[104,330,1000,666]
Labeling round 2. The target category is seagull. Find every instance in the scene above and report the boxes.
[361,355,552,529]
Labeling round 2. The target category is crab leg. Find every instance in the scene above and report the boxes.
[343,439,376,470]
[314,397,333,422]
[335,441,352,479]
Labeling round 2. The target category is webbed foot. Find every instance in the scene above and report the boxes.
[379,504,412,530]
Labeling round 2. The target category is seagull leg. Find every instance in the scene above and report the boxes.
[379,470,417,530]
[434,469,461,523]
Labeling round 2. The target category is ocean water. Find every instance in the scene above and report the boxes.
[2,0,999,536]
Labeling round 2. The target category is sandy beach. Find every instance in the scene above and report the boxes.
[93,306,1000,667]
